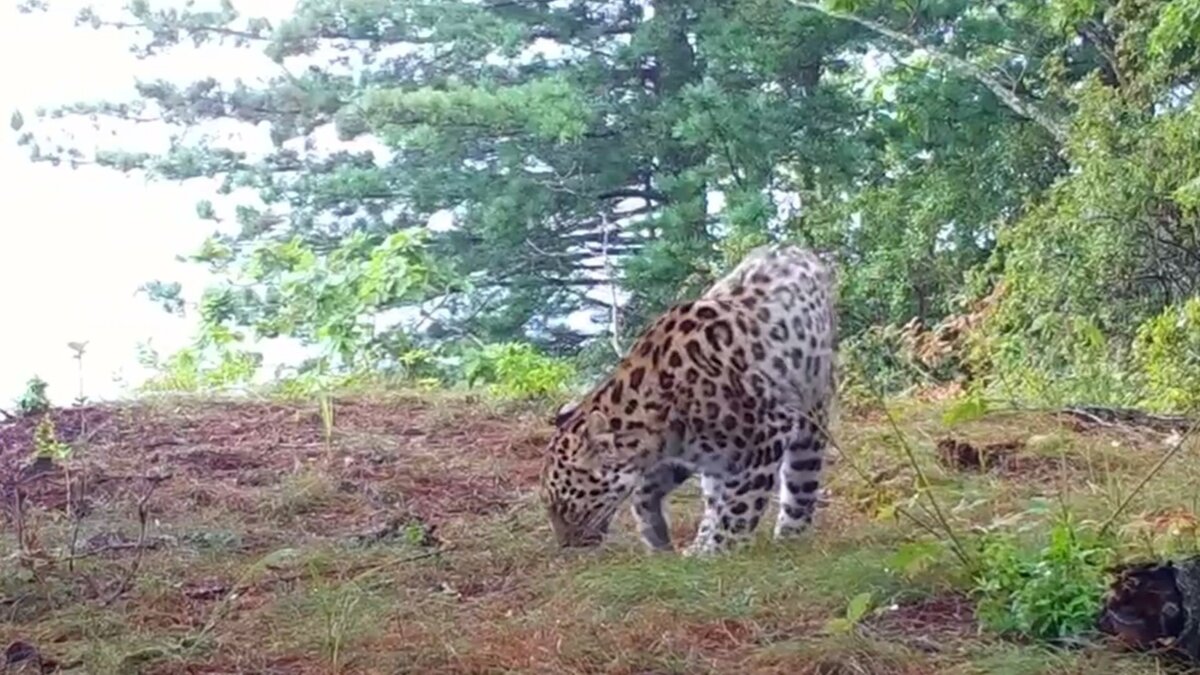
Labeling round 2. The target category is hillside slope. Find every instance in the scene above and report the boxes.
[0,395,1188,673]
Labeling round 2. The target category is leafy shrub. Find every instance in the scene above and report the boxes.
[838,325,928,404]
[136,341,261,393]
[273,367,355,400]
[972,515,1114,640]
[981,313,1134,407]
[33,415,71,460]
[463,342,575,400]
[1133,297,1200,413]
[15,376,50,417]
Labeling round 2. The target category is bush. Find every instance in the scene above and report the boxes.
[137,342,261,394]
[463,342,576,400]
[15,376,50,417]
[838,324,928,404]
[980,313,1134,407]
[33,415,70,460]
[1133,297,1200,413]
[972,514,1114,641]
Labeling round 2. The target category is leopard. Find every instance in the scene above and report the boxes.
[538,244,837,555]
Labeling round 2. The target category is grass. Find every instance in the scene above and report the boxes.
[1,391,1198,673]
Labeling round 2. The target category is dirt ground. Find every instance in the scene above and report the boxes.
[0,394,1188,673]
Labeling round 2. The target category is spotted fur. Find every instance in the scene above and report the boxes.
[539,245,837,554]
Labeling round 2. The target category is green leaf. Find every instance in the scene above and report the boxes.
[845,591,874,624]
[888,541,943,578]
[824,617,852,634]
[942,395,989,427]
[1173,175,1200,210]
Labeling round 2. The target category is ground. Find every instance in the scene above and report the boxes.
[0,393,1193,674]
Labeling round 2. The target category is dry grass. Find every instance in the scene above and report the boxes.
[1,392,1197,673]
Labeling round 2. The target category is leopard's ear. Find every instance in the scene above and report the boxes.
[551,400,579,428]
[586,409,610,438]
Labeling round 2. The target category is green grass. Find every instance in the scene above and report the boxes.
[569,530,916,619]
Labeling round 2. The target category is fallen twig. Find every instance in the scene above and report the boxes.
[65,539,166,563]
[93,472,176,484]
[1059,405,1195,435]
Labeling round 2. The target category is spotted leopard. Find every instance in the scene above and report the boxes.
[539,244,837,555]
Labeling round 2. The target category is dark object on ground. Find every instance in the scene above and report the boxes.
[4,640,59,673]
[21,456,54,480]
[349,516,439,548]
[1098,557,1200,661]
[935,438,1022,472]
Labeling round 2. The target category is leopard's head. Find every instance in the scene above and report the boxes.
[539,404,646,548]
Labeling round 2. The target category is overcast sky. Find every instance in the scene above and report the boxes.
[0,0,297,406]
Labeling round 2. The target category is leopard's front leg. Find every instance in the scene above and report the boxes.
[631,462,692,551]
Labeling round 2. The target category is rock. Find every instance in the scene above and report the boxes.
[1098,556,1200,662]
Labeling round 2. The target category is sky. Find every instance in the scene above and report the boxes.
[0,0,299,406]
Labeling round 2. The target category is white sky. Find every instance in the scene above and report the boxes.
[0,0,298,406]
